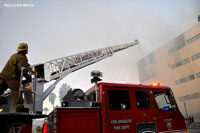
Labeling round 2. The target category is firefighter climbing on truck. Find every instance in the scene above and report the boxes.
[0,40,139,133]
[0,43,32,112]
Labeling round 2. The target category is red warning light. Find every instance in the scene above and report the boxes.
[152,82,162,86]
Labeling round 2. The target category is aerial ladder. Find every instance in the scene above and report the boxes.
[0,40,139,132]
[25,39,139,113]
[0,39,139,114]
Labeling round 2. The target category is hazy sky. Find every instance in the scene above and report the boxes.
[0,0,200,112]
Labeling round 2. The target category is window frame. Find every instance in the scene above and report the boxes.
[135,91,151,110]
[108,90,131,111]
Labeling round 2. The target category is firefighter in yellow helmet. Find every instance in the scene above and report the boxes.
[0,43,32,112]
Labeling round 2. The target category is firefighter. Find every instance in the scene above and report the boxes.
[0,43,32,112]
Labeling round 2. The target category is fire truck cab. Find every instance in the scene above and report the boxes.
[47,82,187,133]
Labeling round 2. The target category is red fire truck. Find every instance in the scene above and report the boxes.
[46,71,188,133]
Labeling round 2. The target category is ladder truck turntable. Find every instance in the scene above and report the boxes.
[0,40,188,133]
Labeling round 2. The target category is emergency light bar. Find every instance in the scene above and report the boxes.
[151,82,162,86]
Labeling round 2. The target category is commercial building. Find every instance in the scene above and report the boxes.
[137,24,200,122]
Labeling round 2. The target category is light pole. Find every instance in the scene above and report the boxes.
[183,102,189,120]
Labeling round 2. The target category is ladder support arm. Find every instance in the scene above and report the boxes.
[42,78,62,101]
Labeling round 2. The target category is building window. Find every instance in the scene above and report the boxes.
[196,72,200,78]
[179,93,200,102]
[168,48,177,55]
[109,90,130,110]
[168,34,185,55]
[135,91,150,110]
[172,58,190,69]
[191,52,200,61]
[187,33,200,44]
[175,74,195,85]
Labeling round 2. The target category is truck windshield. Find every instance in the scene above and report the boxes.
[154,91,175,111]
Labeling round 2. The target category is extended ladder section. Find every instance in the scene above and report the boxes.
[32,40,139,82]
[22,40,139,113]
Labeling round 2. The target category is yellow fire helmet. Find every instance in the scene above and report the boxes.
[17,43,28,52]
